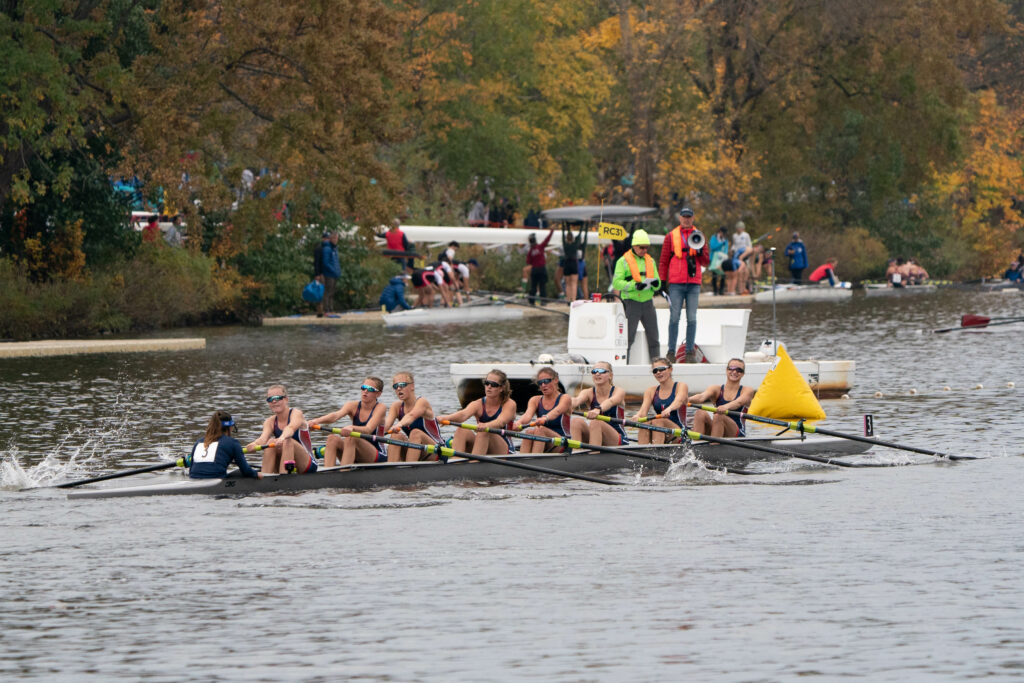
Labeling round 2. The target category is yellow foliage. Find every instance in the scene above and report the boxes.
[17,220,87,282]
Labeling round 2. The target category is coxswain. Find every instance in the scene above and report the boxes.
[569,361,628,447]
[632,358,689,445]
[384,372,444,462]
[515,367,572,453]
[309,377,388,466]
[188,410,260,479]
[687,359,755,438]
[437,369,518,455]
[246,385,318,475]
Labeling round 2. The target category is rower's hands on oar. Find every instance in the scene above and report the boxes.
[244,441,276,453]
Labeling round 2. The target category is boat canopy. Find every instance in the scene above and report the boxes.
[540,205,659,224]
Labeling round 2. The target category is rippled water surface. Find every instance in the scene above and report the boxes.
[2,289,1023,680]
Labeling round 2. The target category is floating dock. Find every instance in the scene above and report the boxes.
[0,338,206,359]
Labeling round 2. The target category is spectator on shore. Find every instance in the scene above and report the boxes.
[468,198,488,226]
[526,227,555,304]
[142,215,160,243]
[379,276,412,313]
[1004,253,1024,282]
[809,258,839,287]
[732,221,753,264]
[784,232,808,284]
[314,231,341,316]
[709,227,729,296]
[163,216,184,247]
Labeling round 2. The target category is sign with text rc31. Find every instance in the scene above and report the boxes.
[598,222,628,240]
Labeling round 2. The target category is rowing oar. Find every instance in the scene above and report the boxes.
[53,460,185,489]
[580,413,896,469]
[443,420,758,476]
[933,316,1024,333]
[688,404,975,461]
[321,427,622,486]
[481,294,571,318]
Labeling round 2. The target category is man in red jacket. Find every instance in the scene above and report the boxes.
[658,207,710,363]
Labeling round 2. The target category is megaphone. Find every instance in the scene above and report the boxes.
[687,229,705,250]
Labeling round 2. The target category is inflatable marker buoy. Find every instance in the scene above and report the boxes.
[873,391,884,398]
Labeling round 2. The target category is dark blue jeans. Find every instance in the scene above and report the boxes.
[667,283,700,355]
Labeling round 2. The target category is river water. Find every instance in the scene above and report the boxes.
[2,288,1023,681]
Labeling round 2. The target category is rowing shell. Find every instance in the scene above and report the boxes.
[383,303,523,326]
[66,435,871,499]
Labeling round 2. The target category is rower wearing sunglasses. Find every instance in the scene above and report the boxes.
[437,370,518,455]
[687,359,755,437]
[515,367,573,453]
[570,361,628,447]
[384,372,444,462]
[631,358,689,445]
[309,377,388,466]
[246,385,318,475]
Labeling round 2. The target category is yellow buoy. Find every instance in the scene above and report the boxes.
[747,344,826,420]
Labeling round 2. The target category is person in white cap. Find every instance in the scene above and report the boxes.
[613,229,662,363]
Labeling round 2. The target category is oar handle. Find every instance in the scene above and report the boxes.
[243,441,278,453]
[350,430,622,485]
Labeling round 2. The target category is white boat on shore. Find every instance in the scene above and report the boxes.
[753,283,853,304]
[449,301,854,409]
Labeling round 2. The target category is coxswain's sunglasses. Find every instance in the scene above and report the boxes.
[536,377,554,385]
[266,395,286,403]
[651,366,670,374]
[392,381,411,390]
[360,384,380,393]
[482,379,501,388]
[591,368,610,375]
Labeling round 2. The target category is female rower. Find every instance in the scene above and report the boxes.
[437,369,517,455]
[246,384,318,475]
[309,377,388,466]
[687,359,755,437]
[570,361,628,447]
[188,410,260,480]
[384,372,444,462]
[632,358,689,445]
[516,367,572,453]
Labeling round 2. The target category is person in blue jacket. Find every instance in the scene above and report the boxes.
[313,231,341,316]
[379,276,413,312]
[784,231,808,284]
[188,411,260,480]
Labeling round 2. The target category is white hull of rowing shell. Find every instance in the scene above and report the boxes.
[384,305,524,326]
[754,284,853,303]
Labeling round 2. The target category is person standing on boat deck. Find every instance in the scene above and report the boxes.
[526,227,556,305]
[614,229,662,363]
[570,362,629,447]
[246,385,318,475]
[384,372,444,462]
[784,232,808,285]
[188,411,260,480]
[313,231,341,316]
[632,359,689,445]
[687,359,756,438]
[437,370,518,455]
[809,258,839,286]
[516,367,573,453]
[309,377,388,466]
[658,207,709,363]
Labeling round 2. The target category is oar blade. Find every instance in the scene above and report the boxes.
[961,314,991,328]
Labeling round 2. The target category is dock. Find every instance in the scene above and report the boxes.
[0,338,206,359]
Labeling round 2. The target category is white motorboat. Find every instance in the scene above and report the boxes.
[449,301,854,409]
[753,283,853,304]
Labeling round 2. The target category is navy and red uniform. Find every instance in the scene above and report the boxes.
[591,390,628,445]
[273,408,318,473]
[398,403,443,445]
[480,402,516,453]
[535,394,571,438]
[189,435,259,479]
[352,404,388,462]
[651,382,687,429]
[716,384,747,437]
